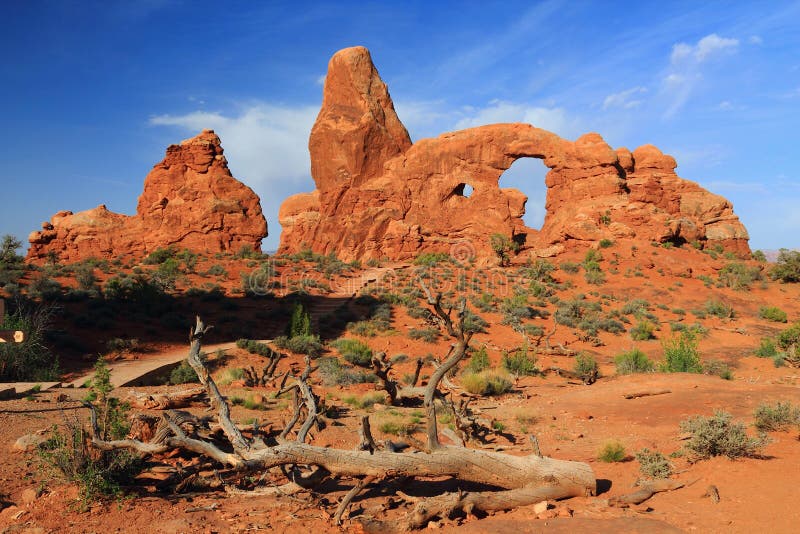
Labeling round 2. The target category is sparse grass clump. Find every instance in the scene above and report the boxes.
[501,346,538,376]
[661,331,702,373]
[759,306,788,323]
[273,334,323,357]
[753,401,800,432]
[330,338,373,367]
[408,327,440,343]
[704,299,735,319]
[461,370,513,396]
[342,391,387,409]
[574,353,599,382]
[597,440,626,462]
[615,348,655,374]
[679,410,768,461]
[317,357,376,386]
[635,448,672,479]
[169,360,199,384]
[718,262,761,290]
[629,319,656,341]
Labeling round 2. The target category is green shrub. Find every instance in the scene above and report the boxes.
[0,302,58,381]
[661,331,702,373]
[40,359,141,508]
[704,299,735,319]
[317,357,376,386]
[205,264,227,276]
[414,252,450,267]
[753,401,800,432]
[559,262,580,274]
[630,320,656,341]
[621,299,651,317]
[490,233,519,266]
[463,311,489,334]
[703,360,733,380]
[0,235,26,287]
[584,269,606,285]
[143,246,177,265]
[408,327,440,343]
[769,249,800,283]
[341,391,387,409]
[169,361,199,384]
[615,348,655,374]
[273,334,323,357]
[461,370,513,396]
[501,347,539,376]
[755,337,778,358]
[679,410,768,461]
[466,346,490,373]
[331,338,373,367]
[635,448,672,479]
[574,353,599,381]
[525,259,556,282]
[599,239,614,248]
[759,306,788,323]
[718,262,761,290]
[597,440,626,462]
[287,302,312,338]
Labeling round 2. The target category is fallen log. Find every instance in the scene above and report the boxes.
[623,389,672,400]
[125,387,206,410]
[609,479,684,506]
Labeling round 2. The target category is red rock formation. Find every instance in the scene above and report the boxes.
[278,46,750,262]
[28,130,267,263]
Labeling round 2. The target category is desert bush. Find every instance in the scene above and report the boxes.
[753,401,800,432]
[74,264,98,292]
[217,367,246,385]
[287,302,312,338]
[463,310,489,334]
[236,338,279,358]
[759,306,788,323]
[598,238,614,248]
[501,346,538,376]
[318,357,376,386]
[629,319,656,341]
[330,338,373,367]
[704,299,735,319]
[231,394,268,411]
[169,360,199,384]
[755,337,778,358]
[0,235,26,287]
[40,359,141,507]
[614,348,655,374]
[27,273,63,300]
[559,261,580,274]
[703,359,733,380]
[661,331,702,373]
[574,353,599,381]
[0,302,58,381]
[490,233,519,266]
[143,246,177,265]
[408,327,440,343]
[597,440,626,462]
[635,448,672,479]
[466,346,490,373]
[205,264,227,276]
[584,269,606,285]
[341,391,387,409]
[273,334,323,357]
[524,259,556,282]
[679,410,768,461]
[775,322,800,367]
[718,262,761,290]
[621,299,651,318]
[414,252,450,267]
[769,249,800,283]
[460,370,513,396]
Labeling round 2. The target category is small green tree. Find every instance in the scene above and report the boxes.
[770,249,800,283]
[490,233,519,266]
[0,235,26,287]
[661,331,702,373]
[287,302,312,338]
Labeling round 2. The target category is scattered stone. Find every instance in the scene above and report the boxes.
[533,500,549,515]
[12,434,46,453]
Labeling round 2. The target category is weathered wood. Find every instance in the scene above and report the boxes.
[125,387,206,410]
[624,389,672,400]
[609,479,684,506]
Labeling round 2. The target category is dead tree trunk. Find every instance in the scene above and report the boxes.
[87,315,595,530]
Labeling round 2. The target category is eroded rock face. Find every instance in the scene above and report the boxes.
[279,46,750,261]
[28,130,267,263]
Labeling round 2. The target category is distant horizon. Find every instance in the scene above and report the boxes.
[3,1,799,254]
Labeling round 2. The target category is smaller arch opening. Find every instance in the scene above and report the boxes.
[452,183,473,198]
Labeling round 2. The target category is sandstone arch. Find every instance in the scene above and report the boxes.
[279,46,750,262]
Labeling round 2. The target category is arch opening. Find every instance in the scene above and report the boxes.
[452,183,474,198]
[498,157,549,231]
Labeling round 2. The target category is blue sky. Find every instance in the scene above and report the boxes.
[2,1,799,253]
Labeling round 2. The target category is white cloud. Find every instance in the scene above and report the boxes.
[149,103,319,249]
[748,35,763,45]
[316,74,326,86]
[602,86,647,110]
[453,100,578,138]
[661,33,740,117]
